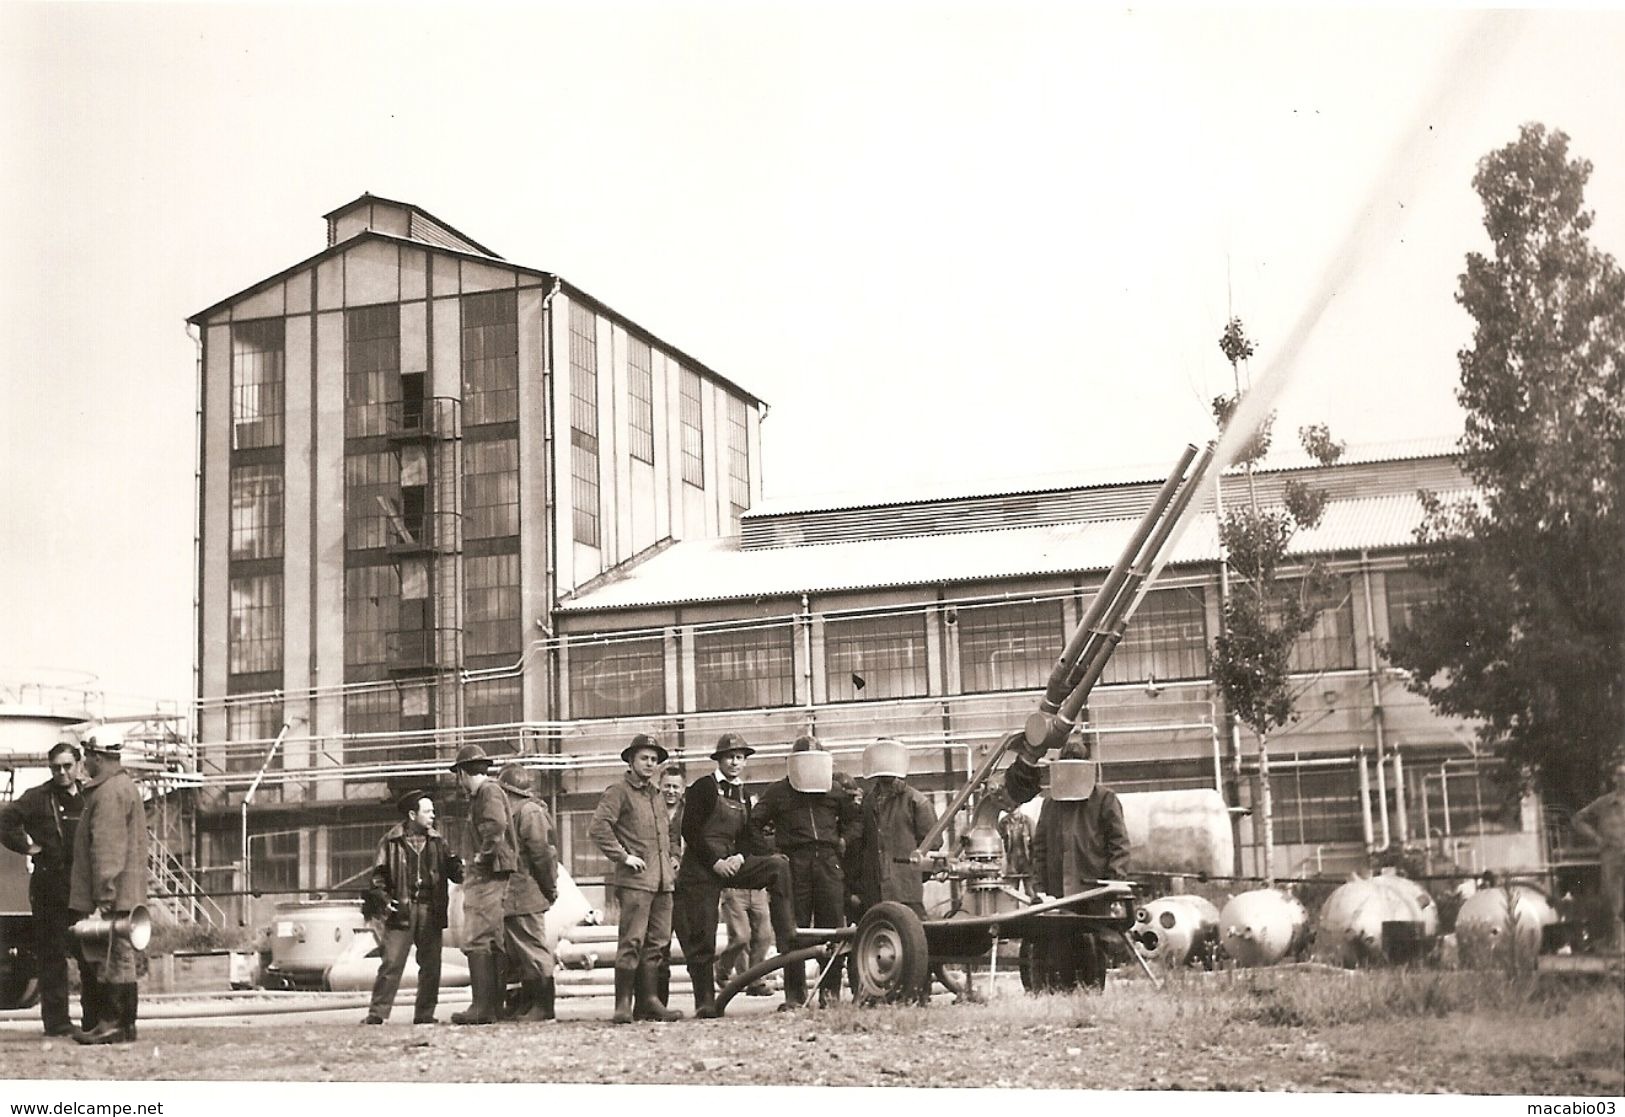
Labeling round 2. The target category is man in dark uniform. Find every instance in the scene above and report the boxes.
[849,738,938,917]
[674,733,804,1017]
[0,741,99,1036]
[1027,735,1130,990]
[361,790,463,1025]
[448,744,515,1025]
[752,735,860,1005]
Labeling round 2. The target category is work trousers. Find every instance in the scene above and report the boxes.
[786,845,846,991]
[33,880,99,1032]
[1600,852,1625,946]
[461,876,508,955]
[717,887,771,980]
[503,910,555,981]
[614,887,673,972]
[674,853,795,971]
[368,902,442,1021]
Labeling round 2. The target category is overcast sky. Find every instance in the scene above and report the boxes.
[2,3,1622,712]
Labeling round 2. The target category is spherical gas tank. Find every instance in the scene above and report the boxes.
[1118,789,1234,877]
[1220,889,1310,967]
[1132,894,1221,968]
[1315,877,1424,967]
[1455,884,1556,969]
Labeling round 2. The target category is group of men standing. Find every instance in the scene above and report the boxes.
[0,728,149,1044]
[587,731,942,1022]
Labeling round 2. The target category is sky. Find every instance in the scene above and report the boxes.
[2,2,1622,715]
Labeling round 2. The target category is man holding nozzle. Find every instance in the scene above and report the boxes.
[1028,734,1130,990]
[848,738,938,918]
[752,735,860,1005]
[68,728,147,1045]
[0,740,99,1037]
[675,733,804,1016]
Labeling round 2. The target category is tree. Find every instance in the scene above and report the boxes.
[1386,123,1625,811]
[1209,317,1345,882]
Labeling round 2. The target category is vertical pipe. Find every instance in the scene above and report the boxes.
[1392,748,1408,844]
[1357,750,1374,852]
[1440,762,1453,838]
[1360,554,1390,848]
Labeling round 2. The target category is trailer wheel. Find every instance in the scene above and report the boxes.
[852,901,930,1005]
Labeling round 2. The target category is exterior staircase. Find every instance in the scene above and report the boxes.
[147,835,227,929]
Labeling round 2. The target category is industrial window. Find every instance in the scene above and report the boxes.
[568,635,665,718]
[229,464,284,561]
[1413,760,1514,838]
[694,624,795,711]
[957,599,1064,694]
[568,303,601,546]
[461,289,518,426]
[225,698,283,775]
[1384,569,1441,640]
[344,303,401,438]
[344,451,401,552]
[680,368,704,489]
[463,438,519,540]
[464,553,521,658]
[248,830,301,895]
[464,676,522,729]
[231,318,285,450]
[228,572,283,675]
[327,823,382,890]
[345,564,399,670]
[1276,577,1357,673]
[1097,757,1217,796]
[825,613,929,702]
[628,337,655,465]
[344,688,401,743]
[726,395,750,518]
[1269,764,1367,845]
[1102,586,1209,685]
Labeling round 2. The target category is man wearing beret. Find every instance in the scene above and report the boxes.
[589,734,682,1024]
[674,733,804,1017]
[448,744,516,1025]
[362,790,463,1025]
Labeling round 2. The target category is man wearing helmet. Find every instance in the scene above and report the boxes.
[752,735,860,1005]
[495,764,559,1023]
[448,744,516,1025]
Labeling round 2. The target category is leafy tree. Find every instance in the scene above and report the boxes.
[1386,123,1625,811]
[1210,318,1345,882]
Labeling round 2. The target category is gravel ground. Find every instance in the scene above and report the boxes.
[4,976,1620,1094]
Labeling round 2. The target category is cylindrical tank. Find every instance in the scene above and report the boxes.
[1371,872,1440,939]
[1315,877,1425,967]
[1118,789,1234,877]
[265,899,368,988]
[1455,884,1557,969]
[1131,894,1221,968]
[1220,889,1311,967]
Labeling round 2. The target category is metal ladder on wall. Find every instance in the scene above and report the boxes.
[431,396,464,737]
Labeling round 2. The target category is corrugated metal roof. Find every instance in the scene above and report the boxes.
[558,489,1468,613]
[743,437,1460,519]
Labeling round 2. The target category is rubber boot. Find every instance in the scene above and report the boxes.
[451,952,499,1025]
[778,954,807,1012]
[611,966,636,1025]
[515,978,554,1023]
[657,961,670,1006]
[689,962,720,1019]
[493,951,518,1019]
[72,987,125,1046]
[635,959,683,1022]
[119,984,138,1043]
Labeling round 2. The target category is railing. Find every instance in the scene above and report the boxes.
[148,835,227,928]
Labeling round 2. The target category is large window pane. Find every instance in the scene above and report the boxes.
[345,564,399,670]
[1385,569,1440,640]
[228,573,283,675]
[679,368,704,489]
[464,553,520,658]
[344,451,400,551]
[628,337,654,465]
[225,699,283,775]
[231,318,285,450]
[727,395,749,519]
[1280,577,1357,673]
[230,464,284,561]
[569,303,600,546]
[1270,766,1366,844]
[694,625,794,710]
[464,676,522,728]
[464,438,519,540]
[462,290,517,426]
[958,599,1063,694]
[568,635,665,718]
[825,613,928,702]
[1102,586,1209,684]
[345,303,400,438]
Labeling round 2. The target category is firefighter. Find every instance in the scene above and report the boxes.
[0,740,99,1037]
[496,765,559,1022]
[752,735,860,1005]
[1028,734,1130,990]
[849,738,937,917]
[448,744,515,1025]
[674,733,804,1017]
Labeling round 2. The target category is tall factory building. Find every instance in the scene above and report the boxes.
[188,196,763,898]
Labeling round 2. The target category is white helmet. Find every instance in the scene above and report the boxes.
[1050,759,1098,802]
[862,739,909,780]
